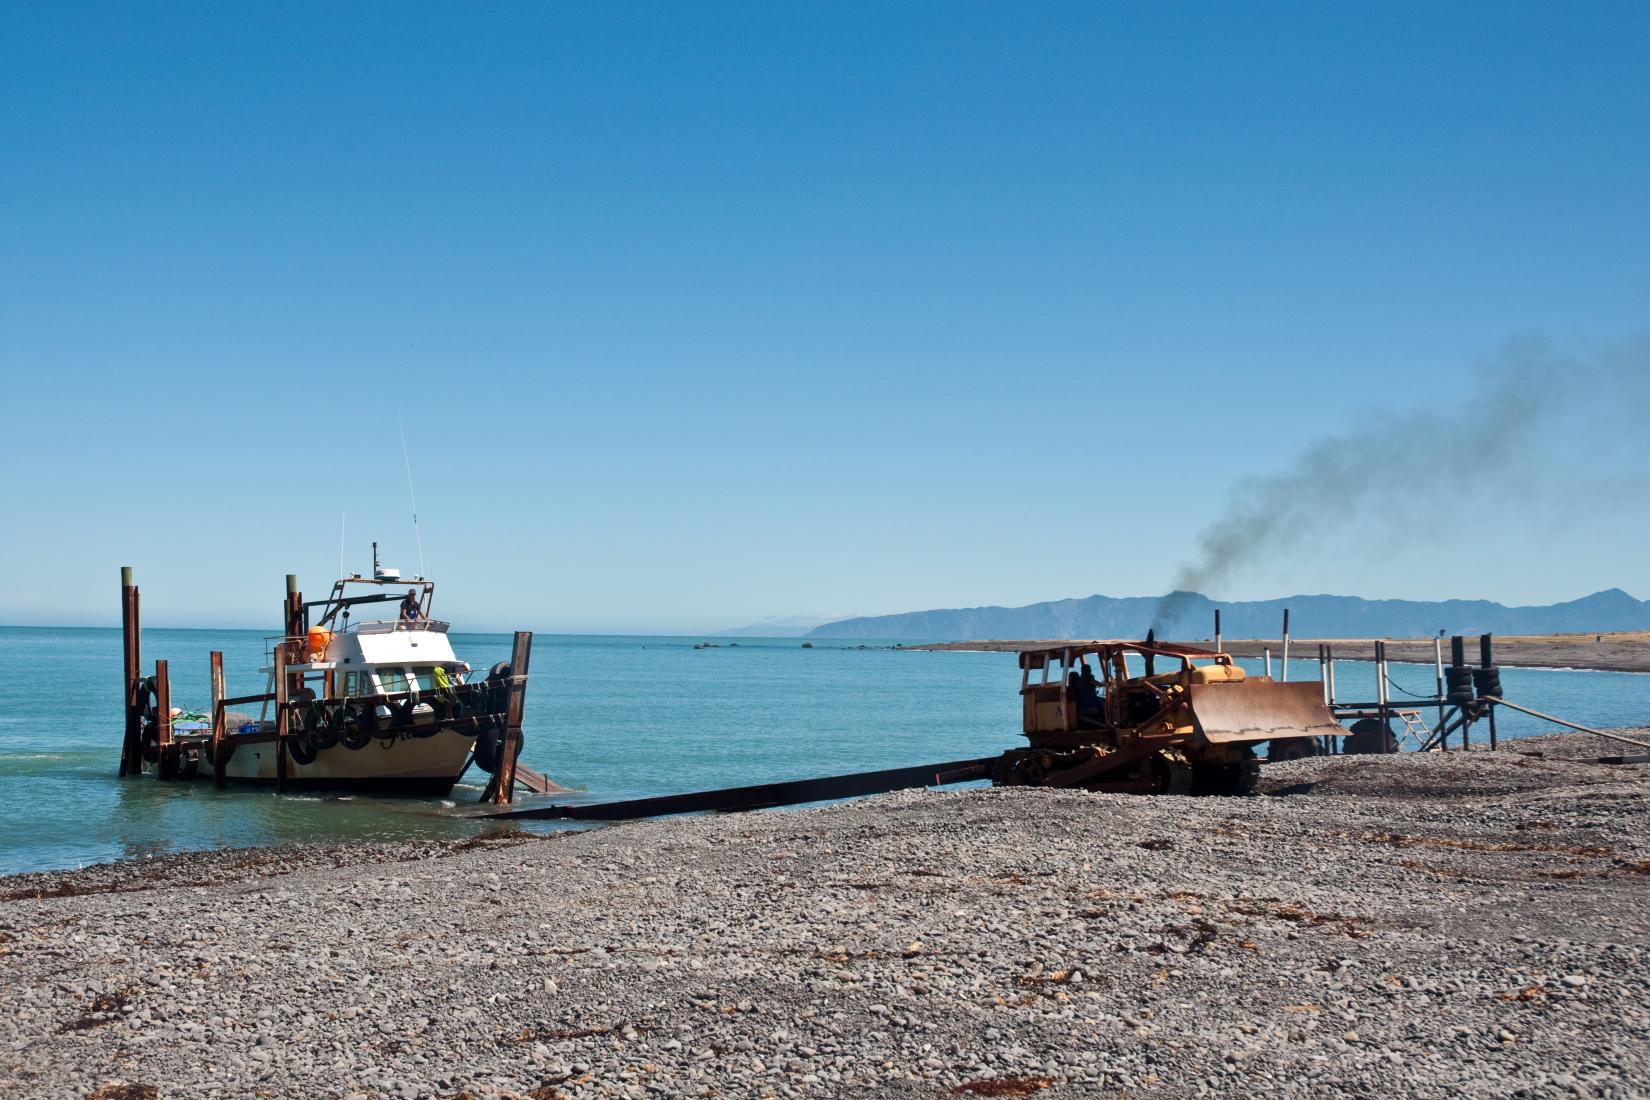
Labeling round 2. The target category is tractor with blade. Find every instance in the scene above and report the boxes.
[995,639,1345,795]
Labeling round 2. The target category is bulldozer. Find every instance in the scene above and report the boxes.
[994,639,1345,795]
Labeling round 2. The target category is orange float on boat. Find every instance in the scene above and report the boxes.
[306,627,332,659]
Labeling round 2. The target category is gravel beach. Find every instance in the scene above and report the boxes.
[4,731,1648,1100]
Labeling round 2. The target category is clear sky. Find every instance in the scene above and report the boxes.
[3,2,1648,633]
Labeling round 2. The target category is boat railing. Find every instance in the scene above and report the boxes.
[352,618,451,636]
[267,635,310,667]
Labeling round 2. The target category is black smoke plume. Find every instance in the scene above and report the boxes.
[1153,334,1650,634]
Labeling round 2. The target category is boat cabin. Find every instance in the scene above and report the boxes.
[266,574,471,718]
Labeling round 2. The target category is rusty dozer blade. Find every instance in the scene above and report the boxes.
[1186,680,1345,744]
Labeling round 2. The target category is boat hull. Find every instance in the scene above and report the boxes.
[148,726,478,796]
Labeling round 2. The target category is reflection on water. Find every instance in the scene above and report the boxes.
[1,627,1646,873]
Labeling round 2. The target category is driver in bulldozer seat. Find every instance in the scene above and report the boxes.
[1068,662,1103,725]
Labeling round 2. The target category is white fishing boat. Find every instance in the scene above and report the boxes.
[125,549,531,797]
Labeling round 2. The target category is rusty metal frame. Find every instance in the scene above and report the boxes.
[1018,640,1236,671]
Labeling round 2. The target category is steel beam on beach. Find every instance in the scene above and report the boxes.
[483,757,996,821]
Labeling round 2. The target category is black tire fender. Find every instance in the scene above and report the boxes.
[473,725,503,774]
[135,675,158,718]
[287,732,319,766]
[352,700,380,732]
[340,702,375,750]
[390,697,417,728]
[486,663,512,712]
[310,703,342,750]
[1345,718,1398,755]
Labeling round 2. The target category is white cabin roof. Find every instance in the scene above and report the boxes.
[329,622,458,667]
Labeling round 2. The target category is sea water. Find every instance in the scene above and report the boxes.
[1,627,1646,874]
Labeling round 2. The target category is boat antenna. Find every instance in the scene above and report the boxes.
[397,414,426,579]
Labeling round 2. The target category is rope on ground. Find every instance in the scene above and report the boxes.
[1483,697,1650,751]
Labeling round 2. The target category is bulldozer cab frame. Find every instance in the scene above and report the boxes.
[1019,641,1240,742]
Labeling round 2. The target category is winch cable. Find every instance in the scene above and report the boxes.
[1384,669,1440,700]
[1480,697,1650,751]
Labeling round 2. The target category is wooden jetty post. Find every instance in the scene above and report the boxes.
[1481,633,1499,750]
[1375,640,1392,753]
[1318,643,1333,753]
[274,641,289,793]
[118,566,143,776]
[1444,634,1467,750]
[210,650,228,789]
[284,573,304,696]
[285,573,301,634]
[1280,608,1291,682]
[1433,636,1445,708]
[487,630,533,805]
[1460,634,1475,752]
[154,659,174,779]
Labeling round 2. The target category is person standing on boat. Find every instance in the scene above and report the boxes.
[431,662,455,716]
[400,589,421,622]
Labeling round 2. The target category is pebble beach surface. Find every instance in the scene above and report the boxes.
[4,732,1648,1099]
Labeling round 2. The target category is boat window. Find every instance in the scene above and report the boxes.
[410,666,439,692]
[342,671,365,697]
[378,667,411,695]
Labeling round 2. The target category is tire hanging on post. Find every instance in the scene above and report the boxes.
[137,676,160,763]
[311,702,341,750]
[288,731,318,766]
[473,722,504,774]
[340,701,376,751]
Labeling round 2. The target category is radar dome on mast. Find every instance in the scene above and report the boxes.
[370,541,401,581]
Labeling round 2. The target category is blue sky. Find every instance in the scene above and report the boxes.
[3,2,1648,632]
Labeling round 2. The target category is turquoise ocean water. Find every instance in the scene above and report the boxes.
[2,626,1647,874]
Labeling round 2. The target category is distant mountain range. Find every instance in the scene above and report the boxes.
[803,589,1650,641]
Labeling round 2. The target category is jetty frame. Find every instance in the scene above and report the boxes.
[1320,632,1506,754]
[1232,607,1650,758]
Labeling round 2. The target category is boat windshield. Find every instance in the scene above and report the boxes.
[378,668,413,695]
[367,665,463,696]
